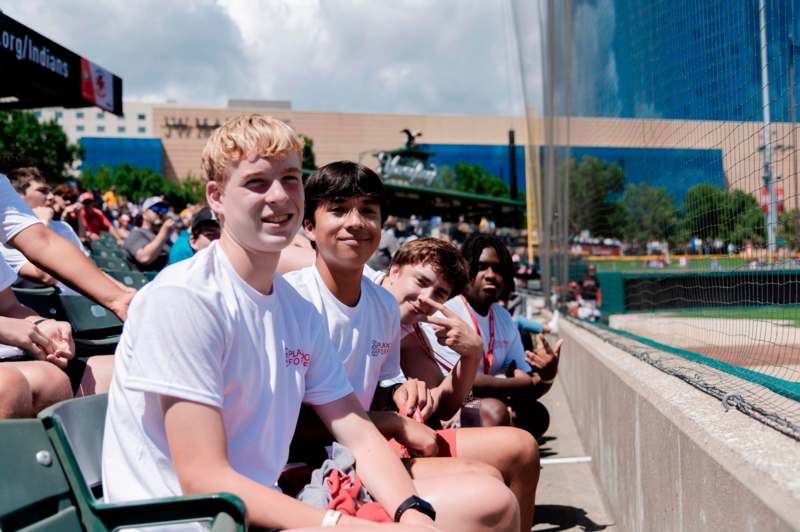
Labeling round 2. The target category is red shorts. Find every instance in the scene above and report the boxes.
[389,428,457,459]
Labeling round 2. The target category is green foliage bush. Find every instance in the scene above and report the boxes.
[0,110,82,181]
[434,162,510,198]
[81,164,206,208]
[562,155,770,249]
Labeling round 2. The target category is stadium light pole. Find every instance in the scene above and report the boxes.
[759,0,778,256]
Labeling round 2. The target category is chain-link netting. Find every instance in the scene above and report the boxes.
[511,0,800,439]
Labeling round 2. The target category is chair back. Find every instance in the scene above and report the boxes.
[40,395,247,531]
[0,419,83,530]
[39,394,108,498]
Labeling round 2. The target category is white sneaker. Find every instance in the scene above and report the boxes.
[546,310,560,335]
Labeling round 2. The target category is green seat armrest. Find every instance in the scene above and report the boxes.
[74,336,121,349]
[92,492,246,531]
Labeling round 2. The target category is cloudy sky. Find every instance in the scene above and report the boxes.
[1,0,543,116]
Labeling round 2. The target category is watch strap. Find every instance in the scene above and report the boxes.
[394,495,436,523]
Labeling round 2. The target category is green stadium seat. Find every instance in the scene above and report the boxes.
[0,419,83,530]
[58,296,123,354]
[12,286,68,321]
[104,270,152,289]
[90,246,127,262]
[39,395,246,531]
[92,256,134,272]
[97,232,117,246]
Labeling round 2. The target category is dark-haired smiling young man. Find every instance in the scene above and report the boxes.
[286,162,539,532]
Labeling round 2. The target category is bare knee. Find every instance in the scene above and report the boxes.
[19,362,72,413]
[420,474,520,532]
[480,398,510,426]
[0,366,33,418]
[514,428,540,471]
[477,476,521,531]
[455,458,504,482]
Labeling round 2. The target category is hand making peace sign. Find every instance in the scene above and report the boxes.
[419,296,484,362]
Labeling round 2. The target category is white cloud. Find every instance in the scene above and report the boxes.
[570,0,621,116]
[1,0,539,116]
[1,0,254,105]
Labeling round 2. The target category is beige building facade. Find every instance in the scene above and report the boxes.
[148,102,798,209]
[152,103,524,181]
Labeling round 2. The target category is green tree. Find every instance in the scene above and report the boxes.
[679,184,765,247]
[0,110,82,181]
[617,183,678,250]
[778,209,800,249]
[81,164,204,209]
[433,162,509,198]
[566,155,625,237]
[179,175,208,205]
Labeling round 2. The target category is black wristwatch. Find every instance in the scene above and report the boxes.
[394,495,436,522]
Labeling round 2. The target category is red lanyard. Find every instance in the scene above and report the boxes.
[460,296,494,374]
[412,324,454,372]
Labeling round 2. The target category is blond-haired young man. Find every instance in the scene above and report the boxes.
[102,115,518,531]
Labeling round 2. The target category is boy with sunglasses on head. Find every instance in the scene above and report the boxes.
[123,196,175,271]
[285,163,534,532]
[103,116,518,531]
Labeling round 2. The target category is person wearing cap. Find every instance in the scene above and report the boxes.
[1,167,89,293]
[167,207,220,265]
[124,196,176,272]
[79,191,123,245]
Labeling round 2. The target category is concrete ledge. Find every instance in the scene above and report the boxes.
[558,318,800,532]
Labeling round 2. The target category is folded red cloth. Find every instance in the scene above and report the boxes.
[326,470,391,522]
[388,428,457,459]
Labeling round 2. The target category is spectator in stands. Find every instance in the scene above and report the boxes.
[417,234,561,439]
[2,168,89,293]
[52,183,85,237]
[377,237,541,532]
[115,213,132,240]
[79,192,124,245]
[124,196,175,271]
[367,215,400,272]
[103,115,519,531]
[102,186,118,213]
[167,207,220,265]
[1,175,134,320]
[577,264,601,321]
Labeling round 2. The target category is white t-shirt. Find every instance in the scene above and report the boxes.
[362,264,384,284]
[419,296,532,377]
[285,265,405,410]
[1,220,87,296]
[0,259,22,359]
[0,175,42,244]
[361,266,416,339]
[102,242,354,508]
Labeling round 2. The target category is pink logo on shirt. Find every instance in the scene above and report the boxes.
[285,348,311,367]
[496,339,511,350]
[369,340,391,358]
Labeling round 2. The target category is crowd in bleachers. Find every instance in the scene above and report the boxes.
[0,114,563,531]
